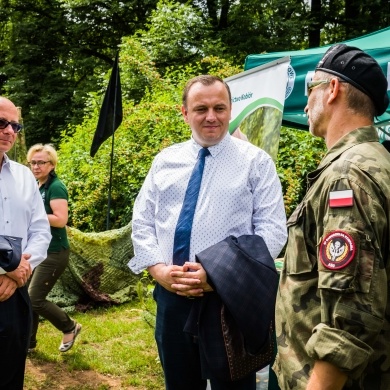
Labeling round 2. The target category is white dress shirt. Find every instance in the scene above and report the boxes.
[0,155,51,273]
[129,133,287,274]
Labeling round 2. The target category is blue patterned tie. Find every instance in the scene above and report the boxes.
[173,147,210,265]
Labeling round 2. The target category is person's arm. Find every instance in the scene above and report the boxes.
[46,179,69,228]
[306,361,347,390]
[128,159,169,274]
[48,198,68,227]
[23,171,51,271]
[306,173,386,380]
[252,153,287,258]
[130,156,206,295]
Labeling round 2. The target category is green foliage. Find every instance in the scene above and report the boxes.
[277,127,326,217]
[211,0,311,64]
[0,0,159,147]
[137,0,223,69]
[135,271,157,329]
[119,37,163,104]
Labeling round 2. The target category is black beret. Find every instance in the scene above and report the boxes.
[316,44,389,116]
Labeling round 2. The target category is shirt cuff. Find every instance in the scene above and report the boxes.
[128,249,165,274]
[306,323,372,379]
[0,267,6,274]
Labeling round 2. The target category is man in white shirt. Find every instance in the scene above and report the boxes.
[129,75,287,389]
[0,96,51,389]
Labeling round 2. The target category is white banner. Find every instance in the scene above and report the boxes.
[225,57,290,161]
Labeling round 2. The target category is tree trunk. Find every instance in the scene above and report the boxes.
[308,0,322,48]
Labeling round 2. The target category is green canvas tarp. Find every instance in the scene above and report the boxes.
[244,27,390,137]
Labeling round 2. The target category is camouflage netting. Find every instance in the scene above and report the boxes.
[47,222,142,312]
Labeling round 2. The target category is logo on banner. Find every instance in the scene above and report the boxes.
[320,230,356,270]
[285,65,295,99]
[231,92,254,103]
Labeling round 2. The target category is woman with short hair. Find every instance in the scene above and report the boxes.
[27,143,81,353]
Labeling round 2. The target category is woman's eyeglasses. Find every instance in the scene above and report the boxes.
[28,161,50,167]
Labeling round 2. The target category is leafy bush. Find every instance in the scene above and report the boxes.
[277,127,326,217]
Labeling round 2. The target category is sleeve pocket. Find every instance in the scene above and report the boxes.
[318,230,374,294]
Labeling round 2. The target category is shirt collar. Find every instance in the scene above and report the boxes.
[319,125,379,168]
[190,132,231,158]
[0,153,10,169]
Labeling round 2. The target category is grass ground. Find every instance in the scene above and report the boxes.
[25,300,165,390]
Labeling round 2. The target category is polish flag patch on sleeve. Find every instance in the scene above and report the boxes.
[329,189,354,208]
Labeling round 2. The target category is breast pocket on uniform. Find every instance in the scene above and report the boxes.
[284,201,316,275]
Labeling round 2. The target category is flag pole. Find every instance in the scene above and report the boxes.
[106,123,115,230]
[106,53,120,231]
[90,51,122,229]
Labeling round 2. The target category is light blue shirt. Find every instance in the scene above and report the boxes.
[129,133,287,274]
[0,155,51,273]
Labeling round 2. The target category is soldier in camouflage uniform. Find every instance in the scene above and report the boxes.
[274,44,390,389]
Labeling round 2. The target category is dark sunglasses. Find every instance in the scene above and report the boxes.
[0,118,23,133]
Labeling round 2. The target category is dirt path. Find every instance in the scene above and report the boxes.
[26,359,128,389]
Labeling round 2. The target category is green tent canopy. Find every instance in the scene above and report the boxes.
[244,27,390,138]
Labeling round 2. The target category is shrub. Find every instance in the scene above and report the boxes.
[277,127,326,217]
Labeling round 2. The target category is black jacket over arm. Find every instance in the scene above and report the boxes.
[184,234,279,381]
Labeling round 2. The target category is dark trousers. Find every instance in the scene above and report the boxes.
[28,248,73,347]
[0,287,32,390]
[153,284,256,390]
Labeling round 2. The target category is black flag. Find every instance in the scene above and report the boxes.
[90,52,123,157]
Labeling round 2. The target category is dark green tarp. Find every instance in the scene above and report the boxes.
[244,27,390,136]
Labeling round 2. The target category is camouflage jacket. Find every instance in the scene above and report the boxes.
[274,126,390,389]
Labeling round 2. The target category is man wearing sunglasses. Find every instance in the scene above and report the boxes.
[0,96,51,389]
[274,44,390,389]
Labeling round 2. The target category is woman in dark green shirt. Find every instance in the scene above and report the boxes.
[27,144,81,353]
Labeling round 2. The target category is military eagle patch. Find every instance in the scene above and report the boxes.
[320,231,355,270]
